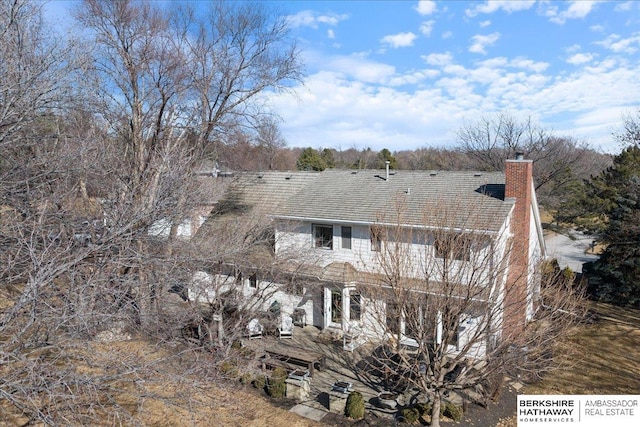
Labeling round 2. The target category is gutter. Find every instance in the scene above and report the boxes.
[270,215,502,236]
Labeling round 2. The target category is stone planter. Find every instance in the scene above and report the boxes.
[376,391,399,409]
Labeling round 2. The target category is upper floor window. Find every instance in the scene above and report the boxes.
[341,226,352,250]
[313,224,333,249]
[370,230,381,252]
[434,234,471,261]
[249,273,257,288]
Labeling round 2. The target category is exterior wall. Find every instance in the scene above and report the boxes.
[276,219,505,286]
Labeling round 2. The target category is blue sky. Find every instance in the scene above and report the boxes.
[266,0,640,153]
[43,1,640,153]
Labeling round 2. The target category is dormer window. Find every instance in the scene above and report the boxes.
[313,224,333,249]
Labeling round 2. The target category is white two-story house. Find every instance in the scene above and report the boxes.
[192,156,545,358]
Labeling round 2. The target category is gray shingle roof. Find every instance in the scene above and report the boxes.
[271,170,513,233]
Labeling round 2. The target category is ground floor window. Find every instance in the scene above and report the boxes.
[350,293,361,321]
[331,289,342,323]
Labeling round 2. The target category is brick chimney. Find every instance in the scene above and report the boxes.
[503,152,533,338]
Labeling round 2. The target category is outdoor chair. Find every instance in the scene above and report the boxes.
[247,318,263,339]
[278,314,294,339]
[343,321,366,351]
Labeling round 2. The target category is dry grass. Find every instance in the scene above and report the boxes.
[0,338,323,427]
[526,302,640,395]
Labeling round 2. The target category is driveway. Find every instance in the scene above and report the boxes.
[544,230,599,273]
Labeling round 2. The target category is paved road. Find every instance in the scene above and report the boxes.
[544,230,599,273]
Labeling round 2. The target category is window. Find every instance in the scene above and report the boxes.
[386,302,400,335]
[434,234,471,261]
[331,290,342,323]
[341,226,352,250]
[350,293,361,320]
[313,224,333,249]
[249,273,257,288]
[370,230,381,251]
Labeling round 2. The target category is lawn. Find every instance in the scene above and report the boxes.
[526,302,640,395]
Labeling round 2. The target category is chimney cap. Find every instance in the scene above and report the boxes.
[515,152,525,160]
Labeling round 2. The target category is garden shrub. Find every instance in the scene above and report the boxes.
[400,406,421,423]
[400,402,430,423]
[441,402,463,421]
[239,373,252,385]
[253,375,266,391]
[267,368,288,398]
[218,361,238,378]
[344,391,365,419]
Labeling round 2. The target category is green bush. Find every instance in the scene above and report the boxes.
[272,367,288,381]
[267,368,288,398]
[253,375,266,391]
[344,391,365,419]
[218,361,238,378]
[400,402,430,424]
[400,406,421,423]
[239,373,252,385]
[441,402,463,421]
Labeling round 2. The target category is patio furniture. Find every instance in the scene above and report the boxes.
[264,345,325,377]
[331,381,353,394]
[343,322,366,351]
[278,314,294,339]
[292,308,306,327]
[246,318,263,339]
[287,369,310,382]
[376,391,399,409]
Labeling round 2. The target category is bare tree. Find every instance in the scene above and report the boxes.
[455,114,606,206]
[359,198,585,427]
[0,0,304,423]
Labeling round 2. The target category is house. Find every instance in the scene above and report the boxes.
[191,156,545,358]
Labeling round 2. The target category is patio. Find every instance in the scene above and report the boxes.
[244,324,435,421]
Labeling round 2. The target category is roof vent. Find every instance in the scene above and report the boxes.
[285,175,292,180]
[474,172,483,177]
[430,172,438,176]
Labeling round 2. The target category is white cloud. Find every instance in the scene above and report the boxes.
[420,20,435,36]
[288,11,349,28]
[547,1,599,25]
[595,33,640,54]
[614,1,633,12]
[590,24,605,33]
[468,33,501,55]
[327,29,335,39]
[415,0,437,16]
[509,57,550,73]
[381,32,418,48]
[267,53,637,152]
[480,20,491,28]
[566,53,594,65]
[466,0,536,17]
[422,52,454,67]
[442,31,453,39]
[388,69,440,86]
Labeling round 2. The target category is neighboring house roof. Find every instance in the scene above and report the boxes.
[215,171,322,216]
[272,170,513,233]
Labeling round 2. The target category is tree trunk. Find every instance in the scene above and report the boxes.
[431,390,442,427]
